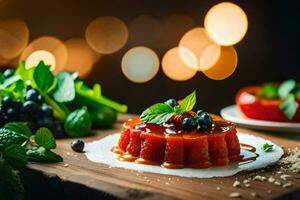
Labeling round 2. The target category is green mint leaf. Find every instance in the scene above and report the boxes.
[262,143,274,152]
[0,72,4,84]
[176,91,196,114]
[34,128,56,149]
[257,83,278,99]
[292,87,300,99]
[33,61,54,93]
[140,103,174,124]
[0,128,28,151]
[278,79,296,99]
[53,72,75,102]
[4,122,32,137]
[26,146,63,163]
[279,94,299,120]
[2,144,27,168]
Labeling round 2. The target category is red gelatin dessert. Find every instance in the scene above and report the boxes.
[236,81,300,122]
[113,91,241,169]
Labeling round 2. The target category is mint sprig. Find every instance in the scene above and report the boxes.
[140,91,196,124]
[262,142,274,152]
[258,79,299,120]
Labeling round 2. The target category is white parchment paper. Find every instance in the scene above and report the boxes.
[84,132,283,178]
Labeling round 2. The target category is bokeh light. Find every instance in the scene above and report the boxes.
[162,47,197,81]
[204,2,248,46]
[63,38,101,79]
[121,46,159,83]
[0,18,29,59]
[203,46,238,80]
[85,16,128,54]
[128,15,161,47]
[20,36,68,72]
[26,50,56,70]
[179,28,221,71]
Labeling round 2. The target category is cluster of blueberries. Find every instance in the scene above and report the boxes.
[165,98,213,131]
[0,86,65,138]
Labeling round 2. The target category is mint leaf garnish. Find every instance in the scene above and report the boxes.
[176,91,196,114]
[34,128,56,149]
[257,83,278,99]
[53,72,75,103]
[33,61,54,93]
[278,79,296,99]
[3,144,27,168]
[279,94,299,120]
[140,103,174,124]
[4,122,32,138]
[140,91,197,124]
[262,143,274,152]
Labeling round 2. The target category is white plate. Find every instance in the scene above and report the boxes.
[221,105,300,133]
[84,132,283,178]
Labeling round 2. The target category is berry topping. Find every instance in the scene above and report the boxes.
[25,88,41,103]
[172,113,190,124]
[182,116,197,130]
[71,139,85,152]
[164,98,178,107]
[197,112,213,130]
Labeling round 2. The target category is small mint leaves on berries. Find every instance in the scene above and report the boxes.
[140,91,196,124]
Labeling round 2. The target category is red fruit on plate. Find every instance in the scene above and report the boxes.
[126,130,142,157]
[140,133,166,163]
[236,86,300,122]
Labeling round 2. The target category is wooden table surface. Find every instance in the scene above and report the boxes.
[27,114,300,200]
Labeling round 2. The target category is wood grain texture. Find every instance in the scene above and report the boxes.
[27,114,300,200]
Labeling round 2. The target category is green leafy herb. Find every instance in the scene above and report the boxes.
[262,143,274,152]
[53,72,75,102]
[292,87,300,99]
[0,128,28,151]
[34,128,56,149]
[140,91,196,124]
[175,91,196,114]
[33,61,54,93]
[278,79,296,99]
[4,122,32,138]
[26,146,63,163]
[279,94,299,120]
[74,81,127,113]
[140,103,174,124]
[64,107,92,137]
[257,83,279,99]
[2,144,27,168]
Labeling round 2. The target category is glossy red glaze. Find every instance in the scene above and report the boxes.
[236,86,300,122]
[115,115,240,169]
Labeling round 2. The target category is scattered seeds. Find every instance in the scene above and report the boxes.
[267,190,272,194]
[233,180,241,187]
[268,176,275,183]
[64,163,69,167]
[244,183,251,188]
[253,175,266,181]
[274,181,281,186]
[251,192,257,197]
[229,192,241,198]
[282,182,292,188]
[280,174,291,181]
[216,186,221,191]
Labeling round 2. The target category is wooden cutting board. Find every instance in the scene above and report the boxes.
[27,114,300,200]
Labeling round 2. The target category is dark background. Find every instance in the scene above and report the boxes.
[0,0,299,114]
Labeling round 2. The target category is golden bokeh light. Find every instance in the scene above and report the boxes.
[25,50,56,70]
[162,47,197,81]
[63,38,101,79]
[121,46,159,83]
[0,18,29,59]
[85,16,128,54]
[203,46,238,80]
[20,36,68,72]
[204,2,248,46]
[179,28,221,71]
